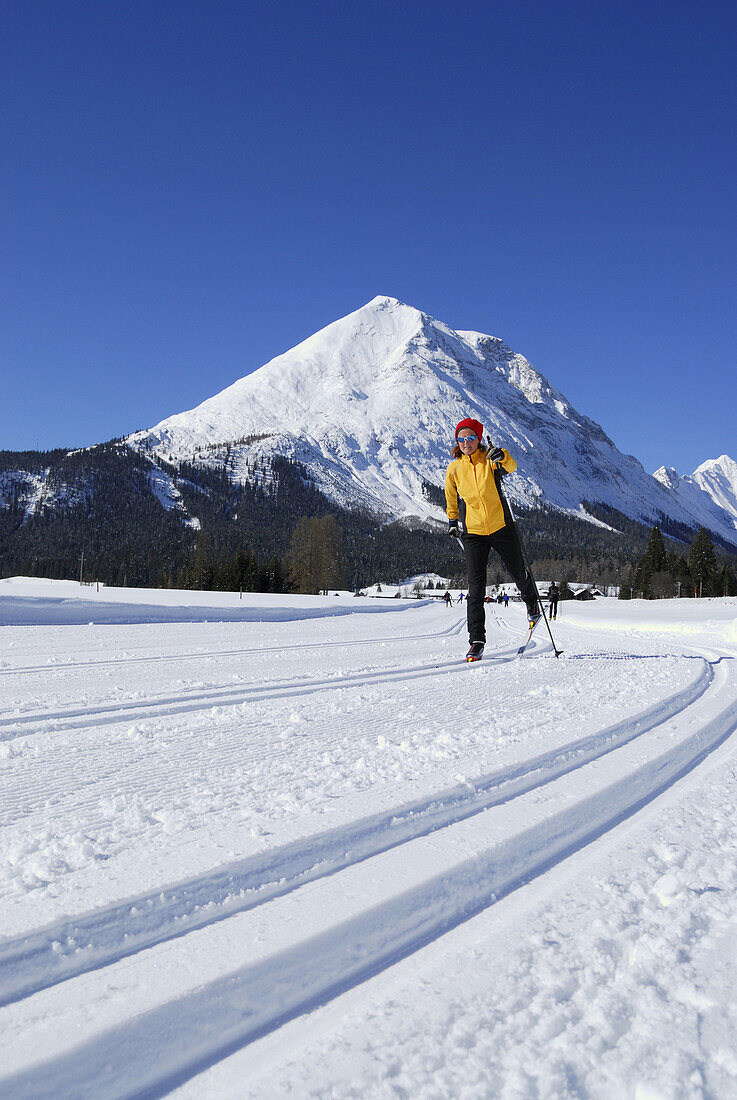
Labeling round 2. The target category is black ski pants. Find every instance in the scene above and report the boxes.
[463,526,537,642]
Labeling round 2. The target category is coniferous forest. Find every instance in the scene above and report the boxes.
[1,443,736,596]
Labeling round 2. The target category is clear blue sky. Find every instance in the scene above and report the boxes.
[2,0,735,475]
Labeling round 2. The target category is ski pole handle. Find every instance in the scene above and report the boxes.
[485,435,504,464]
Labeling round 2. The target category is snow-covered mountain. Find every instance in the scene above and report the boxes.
[128,296,737,547]
[654,456,737,543]
[693,456,737,521]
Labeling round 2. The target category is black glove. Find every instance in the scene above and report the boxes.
[488,447,504,464]
[448,523,461,539]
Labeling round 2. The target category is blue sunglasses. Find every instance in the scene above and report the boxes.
[456,435,478,443]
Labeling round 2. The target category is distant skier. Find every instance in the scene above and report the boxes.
[443,590,453,607]
[503,593,509,608]
[457,591,465,603]
[445,417,540,662]
[548,581,559,620]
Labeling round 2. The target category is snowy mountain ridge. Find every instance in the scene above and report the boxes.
[693,455,737,519]
[128,296,737,546]
[653,455,737,543]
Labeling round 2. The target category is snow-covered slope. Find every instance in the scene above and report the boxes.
[654,456,737,544]
[693,455,737,521]
[128,296,735,542]
[0,467,91,519]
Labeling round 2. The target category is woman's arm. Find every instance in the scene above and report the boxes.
[444,465,459,521]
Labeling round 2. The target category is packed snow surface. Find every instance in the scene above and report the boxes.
[1,578,737,1098]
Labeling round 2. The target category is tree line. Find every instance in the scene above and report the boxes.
[1,442,736,596]
[625,524,737,599]
[169,516,346,595]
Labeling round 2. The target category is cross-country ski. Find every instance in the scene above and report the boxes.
[516,616,542,656]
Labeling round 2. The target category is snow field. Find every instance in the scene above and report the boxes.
[0,607,692,927]
[0,583,736,1097]
[241,762,737,1100]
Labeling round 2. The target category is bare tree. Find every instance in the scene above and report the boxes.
[285,515,345,593]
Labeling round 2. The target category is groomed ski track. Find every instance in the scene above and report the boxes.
[1,596,736,1097]
[0,654,715,1006]
[0,641,537,741]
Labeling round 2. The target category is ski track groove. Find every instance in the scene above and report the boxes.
[0,638,546,832]
[3,648,737,1099]
[0,655,716,1008]
[0,628,526,745]
[0,617,521,834]
[0,615,468,678]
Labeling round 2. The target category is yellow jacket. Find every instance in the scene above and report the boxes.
[445,448,517,535]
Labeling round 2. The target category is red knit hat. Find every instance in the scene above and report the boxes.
[455,417,483,440]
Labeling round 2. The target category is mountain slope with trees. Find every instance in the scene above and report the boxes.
[3,442,735,595]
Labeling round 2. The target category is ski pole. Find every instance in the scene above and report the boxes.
[487,436,563,658]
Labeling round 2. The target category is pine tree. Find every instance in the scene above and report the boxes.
[645,526,667,573]
[631,555,651,599]
[688,527,719,597]
[190,535,216,590]
[720,563,737,597]
[632,525,671,598]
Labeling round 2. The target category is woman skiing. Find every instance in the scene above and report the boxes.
[445,417,540,661]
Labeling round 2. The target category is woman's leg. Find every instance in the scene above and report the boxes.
[489,525,538,612]
[463,534,491,641]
